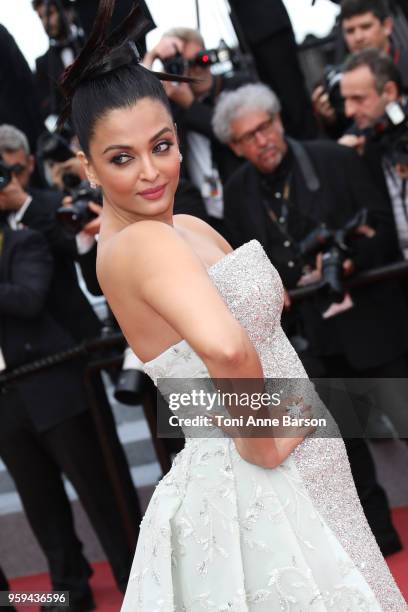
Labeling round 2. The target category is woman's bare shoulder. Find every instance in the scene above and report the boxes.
[97,219,205,284]
[174,214,233,255]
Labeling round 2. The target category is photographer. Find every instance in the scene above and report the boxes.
[313,0,408,136]
[213,82,408,556]
[143,27,252,234]
[0,124,102,295]
[0,224,141,610]
[340,49,408,259]
[0,125,143,601]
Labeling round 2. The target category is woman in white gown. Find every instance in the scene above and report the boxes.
[60,1,406,609]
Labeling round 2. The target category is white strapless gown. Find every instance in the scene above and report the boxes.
[121,240,406,611]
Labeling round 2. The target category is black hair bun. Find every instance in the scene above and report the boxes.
[59,0,196,128]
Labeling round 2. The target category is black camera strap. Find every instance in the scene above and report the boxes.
[287,138,320,192]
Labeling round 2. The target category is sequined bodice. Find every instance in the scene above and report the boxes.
[143,240,304,384]
[142,240,306,439]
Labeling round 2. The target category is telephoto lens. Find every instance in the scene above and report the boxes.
[321,247,345,303]
[0,159,25,191]
[0,161,12,191]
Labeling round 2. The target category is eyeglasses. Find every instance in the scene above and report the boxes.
[233,116,276,145]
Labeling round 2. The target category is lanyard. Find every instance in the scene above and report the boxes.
[261,176,307,263]
[262,177,292,233]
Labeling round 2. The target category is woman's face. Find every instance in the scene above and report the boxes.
[83,98,180,223]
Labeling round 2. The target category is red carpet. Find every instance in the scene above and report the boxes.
[386,506,408,602]
[10,507,408,610]
[10,562,122,612]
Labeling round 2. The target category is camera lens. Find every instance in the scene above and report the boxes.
[321,248,345,302]
[56,200,95,234]
[0,163,12,191]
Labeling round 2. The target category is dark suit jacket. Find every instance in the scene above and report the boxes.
[0,227,88,431]
[224,139,408,369]
[35,48,66,120]
[0,26,43,151]
[22,188,102,342]
[75,0,155,53]
[229,0,292,44]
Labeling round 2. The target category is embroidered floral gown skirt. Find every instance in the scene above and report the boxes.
[121,241,406,611]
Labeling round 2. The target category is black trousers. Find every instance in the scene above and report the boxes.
[0,565,9,590]
[303,352,408,550]
[0,381,142,601]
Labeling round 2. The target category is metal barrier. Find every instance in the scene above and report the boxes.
[1,259,408,386]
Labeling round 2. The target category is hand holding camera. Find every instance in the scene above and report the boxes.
[142,36,184,68]
[295,209,371,302]
[57,182,103,235]
[312,85,337,124]
[50,157,86,191]
[338,134,366,154]
[61,194,102,237]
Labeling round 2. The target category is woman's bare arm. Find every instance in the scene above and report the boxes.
[101,221,309,468]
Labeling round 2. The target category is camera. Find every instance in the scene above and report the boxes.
[162,51,187,76]
[36,129,80,188]
[56,181,102,234]
[298,209,368,302]
[0,158,25,191]
[322,65,345,116]
[0,160,14,191]
[37,130,74,164]
[162,43,240,77]
[370,100,408,164]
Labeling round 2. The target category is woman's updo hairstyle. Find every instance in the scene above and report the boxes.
[59,0,193,155]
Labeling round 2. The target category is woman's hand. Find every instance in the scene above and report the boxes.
[212,394,315,468]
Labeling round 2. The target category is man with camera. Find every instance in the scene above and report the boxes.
[313,0,408,135]
[0,124,101,297]
[340,49,408,260]
[213,82,408,556]
[143,27,252,234]
[0,124,143,609]
[0,222,100,611]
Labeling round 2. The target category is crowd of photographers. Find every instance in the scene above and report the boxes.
[1,0,408,609]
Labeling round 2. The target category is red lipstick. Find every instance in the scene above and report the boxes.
[138,184,167,200]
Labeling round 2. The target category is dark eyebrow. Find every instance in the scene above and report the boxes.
[102,127,173,155]
[149,127,173,143]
